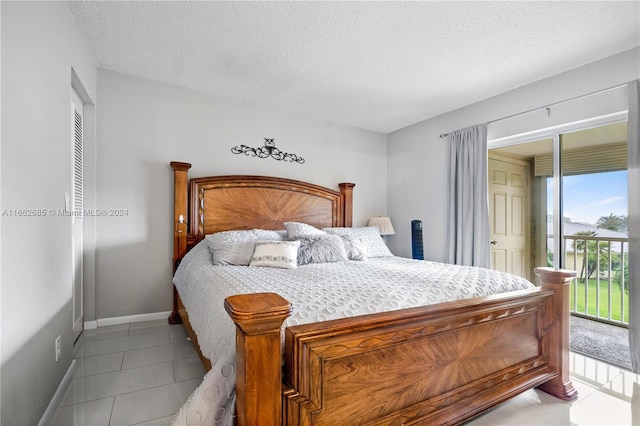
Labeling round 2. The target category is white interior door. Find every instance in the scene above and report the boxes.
[72,89,84,342]
[489,154,530,280]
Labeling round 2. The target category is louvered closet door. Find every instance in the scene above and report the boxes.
[72,89,84,343]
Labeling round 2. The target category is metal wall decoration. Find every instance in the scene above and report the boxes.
[231,138,305,164]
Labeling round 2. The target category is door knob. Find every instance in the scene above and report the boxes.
[490,240,497,245]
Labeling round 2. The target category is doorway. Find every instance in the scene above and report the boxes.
[488,153,530,281]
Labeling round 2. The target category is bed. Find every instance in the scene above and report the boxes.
[168,161,577,425]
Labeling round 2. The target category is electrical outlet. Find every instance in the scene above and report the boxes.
[55,335,62,362]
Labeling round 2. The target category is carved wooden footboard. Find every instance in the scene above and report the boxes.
[225,268,576,425]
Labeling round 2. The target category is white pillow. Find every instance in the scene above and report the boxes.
[339,235,368,261]
[205,229,284,265]
[250,240,300,269]
[284,222,326,239]
[323,226,393,258]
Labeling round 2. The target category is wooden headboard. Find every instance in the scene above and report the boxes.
[169,161,355,363]
[170,161,355,267]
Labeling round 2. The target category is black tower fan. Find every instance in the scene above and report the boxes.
[411,220,424,260]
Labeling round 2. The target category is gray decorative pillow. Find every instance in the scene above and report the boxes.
[296,234,348,265]
[323,226,393,258]
[284,222,326,239]
[205,229,284,265]
[340,235,367,261]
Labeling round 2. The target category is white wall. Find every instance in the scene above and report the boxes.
[387,48,640,261]
[1,2,97,423]
[95,69,387,319]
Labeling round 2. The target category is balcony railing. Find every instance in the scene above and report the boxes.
[561,234,629,327]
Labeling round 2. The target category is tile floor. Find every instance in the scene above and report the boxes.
[51,320,204,426]
[464,352,639,426]
[51,320,639,425]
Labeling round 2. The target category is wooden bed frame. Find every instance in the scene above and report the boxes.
[168,161,577,425]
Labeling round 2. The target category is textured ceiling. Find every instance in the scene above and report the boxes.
[68,1,640,134]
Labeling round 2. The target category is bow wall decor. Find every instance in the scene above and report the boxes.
[231,138,305,164]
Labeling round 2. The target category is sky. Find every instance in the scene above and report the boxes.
[547,170,628,225]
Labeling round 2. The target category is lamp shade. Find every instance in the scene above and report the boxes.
[368,216,395,236]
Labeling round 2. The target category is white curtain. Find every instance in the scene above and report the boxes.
[446,123,490,268]
[628,79,639,373]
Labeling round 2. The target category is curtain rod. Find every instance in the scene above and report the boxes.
[439,82,628,139]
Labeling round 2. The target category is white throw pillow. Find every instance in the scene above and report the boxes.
[205,229,284,265]
[284,222,326,239]
[340,235,368,261]
[249,240,300,269]
[323,226,393,258]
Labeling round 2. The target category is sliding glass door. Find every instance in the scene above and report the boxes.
[487,82,636,371]
[489,119,628,290]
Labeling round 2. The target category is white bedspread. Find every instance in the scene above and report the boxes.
[171,240,534,425]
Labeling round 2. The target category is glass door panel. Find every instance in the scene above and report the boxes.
[560,123,629,325]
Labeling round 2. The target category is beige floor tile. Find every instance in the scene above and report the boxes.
[173,357,206,382]
[168,325,189,344]
[74,352,124,378]
[128,320,168,330]
[50,397,114,426]
[83,324,131,341]
[109,379,200,425]
[59,362,176,407]
[464,394,557,425]
[566,401,631,425]
[131,415,174,426]
[121,341,197,369]
[579,385,635,424]
[77,332,170,357]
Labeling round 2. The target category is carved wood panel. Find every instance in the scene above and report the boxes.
[284,291,556,425]
[187,176,345,239]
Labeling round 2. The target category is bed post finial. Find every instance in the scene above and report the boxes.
[535,267,578,401]
[339,182,355,227]
[225,293,292,426]
[169,161,191,324]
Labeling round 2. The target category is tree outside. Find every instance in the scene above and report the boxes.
[572,230,609,283]
[596,213,628,232]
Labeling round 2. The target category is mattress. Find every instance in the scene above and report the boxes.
[171,240,534,425]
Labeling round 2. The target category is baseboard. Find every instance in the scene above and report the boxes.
[84,320,98,330]
[96,311,172,327]
[37,359,78,426]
